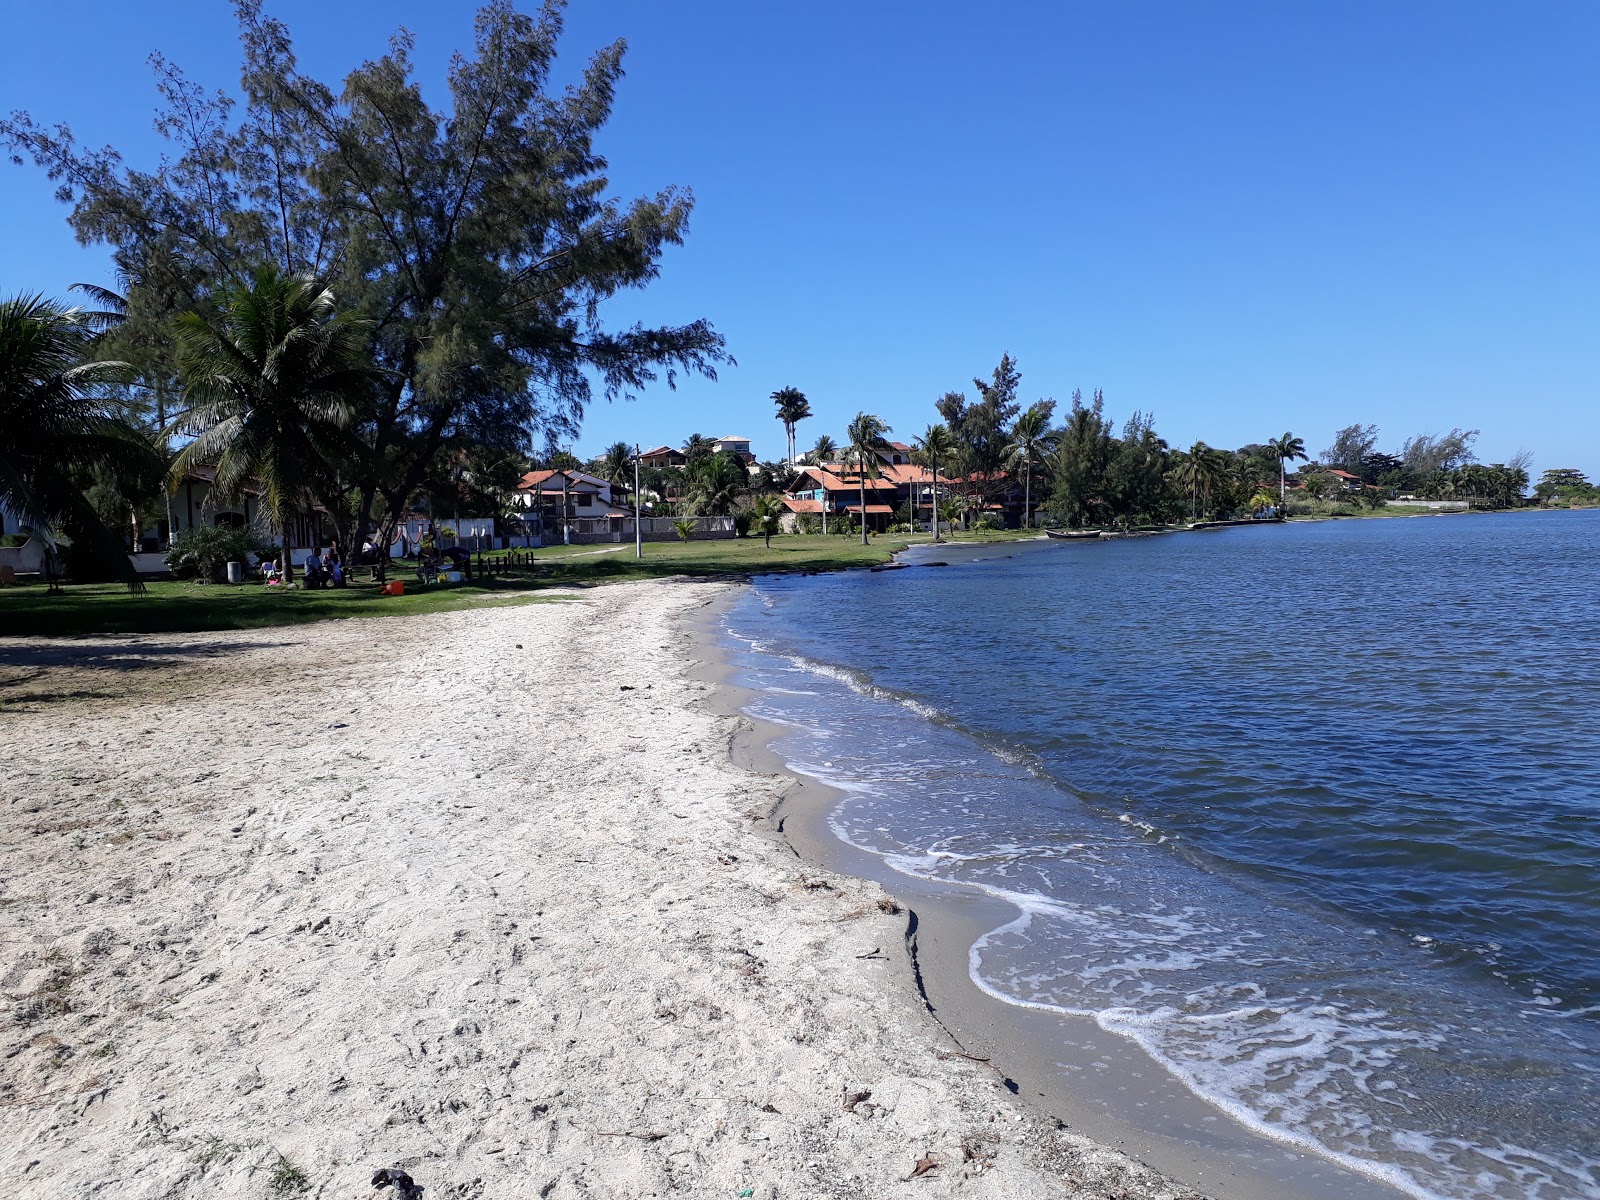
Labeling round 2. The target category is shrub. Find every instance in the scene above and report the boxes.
[0,533,29,547]
[795,513,822,534]
[166,524,277,581]
[974,512,1004,531]
[733,511,753,537]
[673,519,695,542]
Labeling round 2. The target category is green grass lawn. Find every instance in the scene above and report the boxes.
[0,530,1040,637]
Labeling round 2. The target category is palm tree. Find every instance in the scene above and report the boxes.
[686,452,747,516]
[751,492,783,547]
[1171,441,1227,521]
[770,387,812,464]
[0,294,156,585]
[844,412,891,546]
[1266,432,1307,509]
[914,423,955,543]
[173,269,375,584]
[808,434,838,466]
[1006,408,1059,529]
[683,432,714,467]
[598,441,633,501]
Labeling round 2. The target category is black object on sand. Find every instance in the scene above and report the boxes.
[371,1167,425,1199]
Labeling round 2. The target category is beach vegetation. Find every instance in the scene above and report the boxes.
[165,523,278,582]
[912,423,955,542]
[1533,468,1599,507]
[1266,432,1308,507]
[172,269,376,584]
[751,493,783,547]
[684,452,749,517]
[1005,400,1058,528]
[2,0,728,553]
[937,353,1023,512]
[844,412,892,546]
[1169,442,1230,521]
[0,534,1032,635]
[806,434,839,466]
[771,386,812,464]
[0,294,159,586]
[265,1151,310,1196]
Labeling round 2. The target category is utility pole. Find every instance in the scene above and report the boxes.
[634,443,643,560]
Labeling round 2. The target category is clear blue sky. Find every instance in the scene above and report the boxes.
[3,2,1596,477]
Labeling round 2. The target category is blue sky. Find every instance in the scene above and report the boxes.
[2,1,1596,477]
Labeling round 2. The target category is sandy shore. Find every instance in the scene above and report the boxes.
[0,579,1202,1200]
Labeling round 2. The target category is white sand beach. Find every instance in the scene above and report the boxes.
[0,579,1202,1200]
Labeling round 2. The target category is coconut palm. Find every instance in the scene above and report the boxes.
[683,432,714,467]
[598,441,634,501]
[1170,441,1228,521]
[1266,432,1307,508]
[914,423,955,543]
[808,434,838,466]
[1006,408,1059,529]
[751,492,783,547]
[770,387,812,464]
[0,294,161,586]
[844,412,891,546]
[685,451,748,516]
[173,269,376,584]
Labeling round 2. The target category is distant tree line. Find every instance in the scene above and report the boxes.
[725,361,1541,530]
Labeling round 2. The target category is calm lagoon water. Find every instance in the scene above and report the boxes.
[721,511,1599,1200]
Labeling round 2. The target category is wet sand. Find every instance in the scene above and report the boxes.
[691,589,1412,1200]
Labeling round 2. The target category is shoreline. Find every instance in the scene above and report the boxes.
[1,578,1206,1199]
[691,584,1414,1200]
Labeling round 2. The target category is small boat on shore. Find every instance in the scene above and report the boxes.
[1188,517,1286,530]
[1044,529,1100,540]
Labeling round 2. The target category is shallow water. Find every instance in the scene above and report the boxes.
[721,511,1600,1200]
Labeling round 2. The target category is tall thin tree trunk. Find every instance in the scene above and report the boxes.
[1024,462,1031,530]
[859,475,868,546]
[1280,460,1286,507]
[280,502,295,583]
[933,468,941,543]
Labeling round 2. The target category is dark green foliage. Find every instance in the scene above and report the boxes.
[1106,412,1172,524]
[165,523,277,580]
[1048,390,1116,527]
[173,269,376,579]
[771,387,811,464]
[751,493,783,547]
[1169,442,1231,520]
[2,0,728,543]
[844,412,891,545]
[1534,468,1597,505]
[1322,424,1380,474]
[0,294,159,586]
[937,353,1022,506]
[685,452,748,516]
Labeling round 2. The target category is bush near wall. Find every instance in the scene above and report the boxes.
[166,525,278,581]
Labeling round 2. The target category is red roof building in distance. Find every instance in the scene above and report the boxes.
[638,445,687,470]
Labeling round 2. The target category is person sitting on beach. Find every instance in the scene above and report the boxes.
[304,548,326,588]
